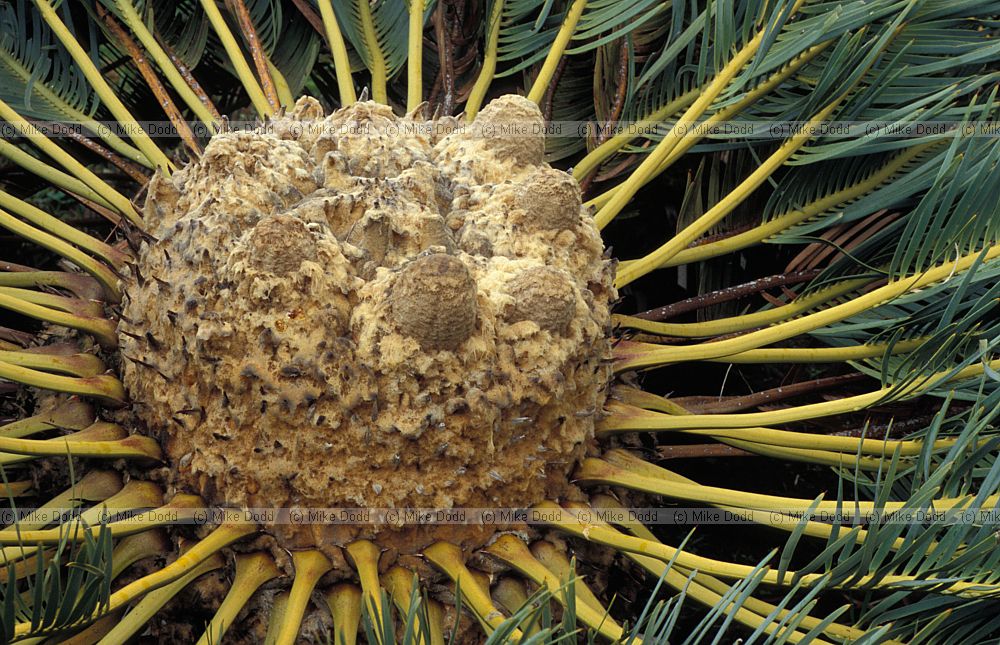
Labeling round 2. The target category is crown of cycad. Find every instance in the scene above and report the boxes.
[120,95,616,553]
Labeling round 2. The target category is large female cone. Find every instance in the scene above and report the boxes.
[122,95,614,559]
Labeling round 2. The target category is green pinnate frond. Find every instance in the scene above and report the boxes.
[0,0,97,121]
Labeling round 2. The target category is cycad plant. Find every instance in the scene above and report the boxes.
[1,0,999,642]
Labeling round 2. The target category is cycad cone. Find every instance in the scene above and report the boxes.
[120,95,616,561]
